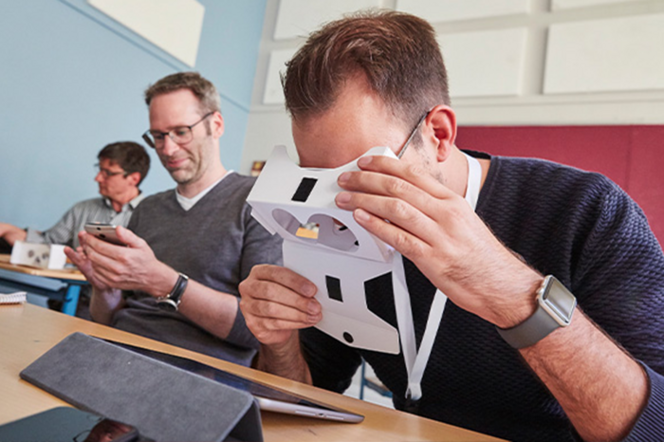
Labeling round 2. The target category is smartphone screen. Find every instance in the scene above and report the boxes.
[0,407,141,442]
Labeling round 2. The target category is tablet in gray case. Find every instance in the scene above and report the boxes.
[105,338,364,423]
[20,332,262,442]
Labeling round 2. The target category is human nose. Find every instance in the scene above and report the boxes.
[159,133,180,155]
[94,170,104,182]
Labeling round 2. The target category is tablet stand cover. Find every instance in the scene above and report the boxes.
[20,332,263,442]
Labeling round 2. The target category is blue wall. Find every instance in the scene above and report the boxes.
[0,0,266,229]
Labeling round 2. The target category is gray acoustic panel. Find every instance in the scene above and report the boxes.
[552,0,637,10]
[273,0,380,40]
[545,14,664,94]
[88,0,205,67]
[438,28,527,98]
[397,0,529,22]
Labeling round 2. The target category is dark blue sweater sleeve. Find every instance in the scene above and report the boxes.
[624,364,664,441]
[569,179,664,440]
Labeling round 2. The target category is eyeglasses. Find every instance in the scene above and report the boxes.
[142,111,215,149]
[94,163,127,178]
[396,108,433,159]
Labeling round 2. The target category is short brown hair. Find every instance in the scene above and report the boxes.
[98,141,151,186]
[282,10,449,129]
[144,71,221,115]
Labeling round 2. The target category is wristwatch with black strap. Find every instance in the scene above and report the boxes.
[496,275,577,349]
[156,273,189,312]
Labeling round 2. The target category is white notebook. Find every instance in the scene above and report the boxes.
[0,291,27,305]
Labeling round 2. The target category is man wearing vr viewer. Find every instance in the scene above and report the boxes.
[239,10,664,442]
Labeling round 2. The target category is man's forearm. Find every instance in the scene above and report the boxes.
[522,309,648,442]
[177,280,242,341]
[89,287,124,324]
[257,333,313,385]
[123,263,243,342]
[0,223,27,246]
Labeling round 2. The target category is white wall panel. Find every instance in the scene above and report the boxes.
[263,48,297,104]
[88,0,204,67]
[273,0,380,40]
[544,14,664,94]
[438,28,527,98]
[552,0,642,10]
[245,0,664,173]
[397,0,529,23]
[243,111,296,173]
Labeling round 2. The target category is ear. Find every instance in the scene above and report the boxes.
[424,105,457,163]
[210,111,225,139]
[126,171,142,187]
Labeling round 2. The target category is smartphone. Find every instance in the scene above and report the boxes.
[84,223,125,245]
[0,407,142,442]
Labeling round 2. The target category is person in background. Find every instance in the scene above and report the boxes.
[66,72,282,365]
[0,141,150,250]
[238,10,664,442]
[0,141,150,317]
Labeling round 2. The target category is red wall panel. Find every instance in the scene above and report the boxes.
[628,127,664,243]
[456,125,664,246]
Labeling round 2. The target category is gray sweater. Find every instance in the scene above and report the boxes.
[112,173,283,365]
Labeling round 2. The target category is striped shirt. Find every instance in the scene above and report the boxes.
[25,193,145,249]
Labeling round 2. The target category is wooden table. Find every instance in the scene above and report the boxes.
[0,254,86,316]
[0,304,504,441]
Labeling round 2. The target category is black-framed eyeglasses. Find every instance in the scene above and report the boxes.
[396,108,434,159]
[142,111,215,149]
[94,163,127,178]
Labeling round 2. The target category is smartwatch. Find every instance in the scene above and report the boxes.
[496,275,577,349]
[156,273,189,312]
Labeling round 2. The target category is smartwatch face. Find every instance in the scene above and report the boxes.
[541,278,577,325]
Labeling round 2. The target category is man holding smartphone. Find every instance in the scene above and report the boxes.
[66,72,282,366]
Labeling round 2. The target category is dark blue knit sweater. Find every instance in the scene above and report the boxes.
[300,153,664,442]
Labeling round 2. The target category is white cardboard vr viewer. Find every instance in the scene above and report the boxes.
[247,145,410,354]
[10,240,67,270]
